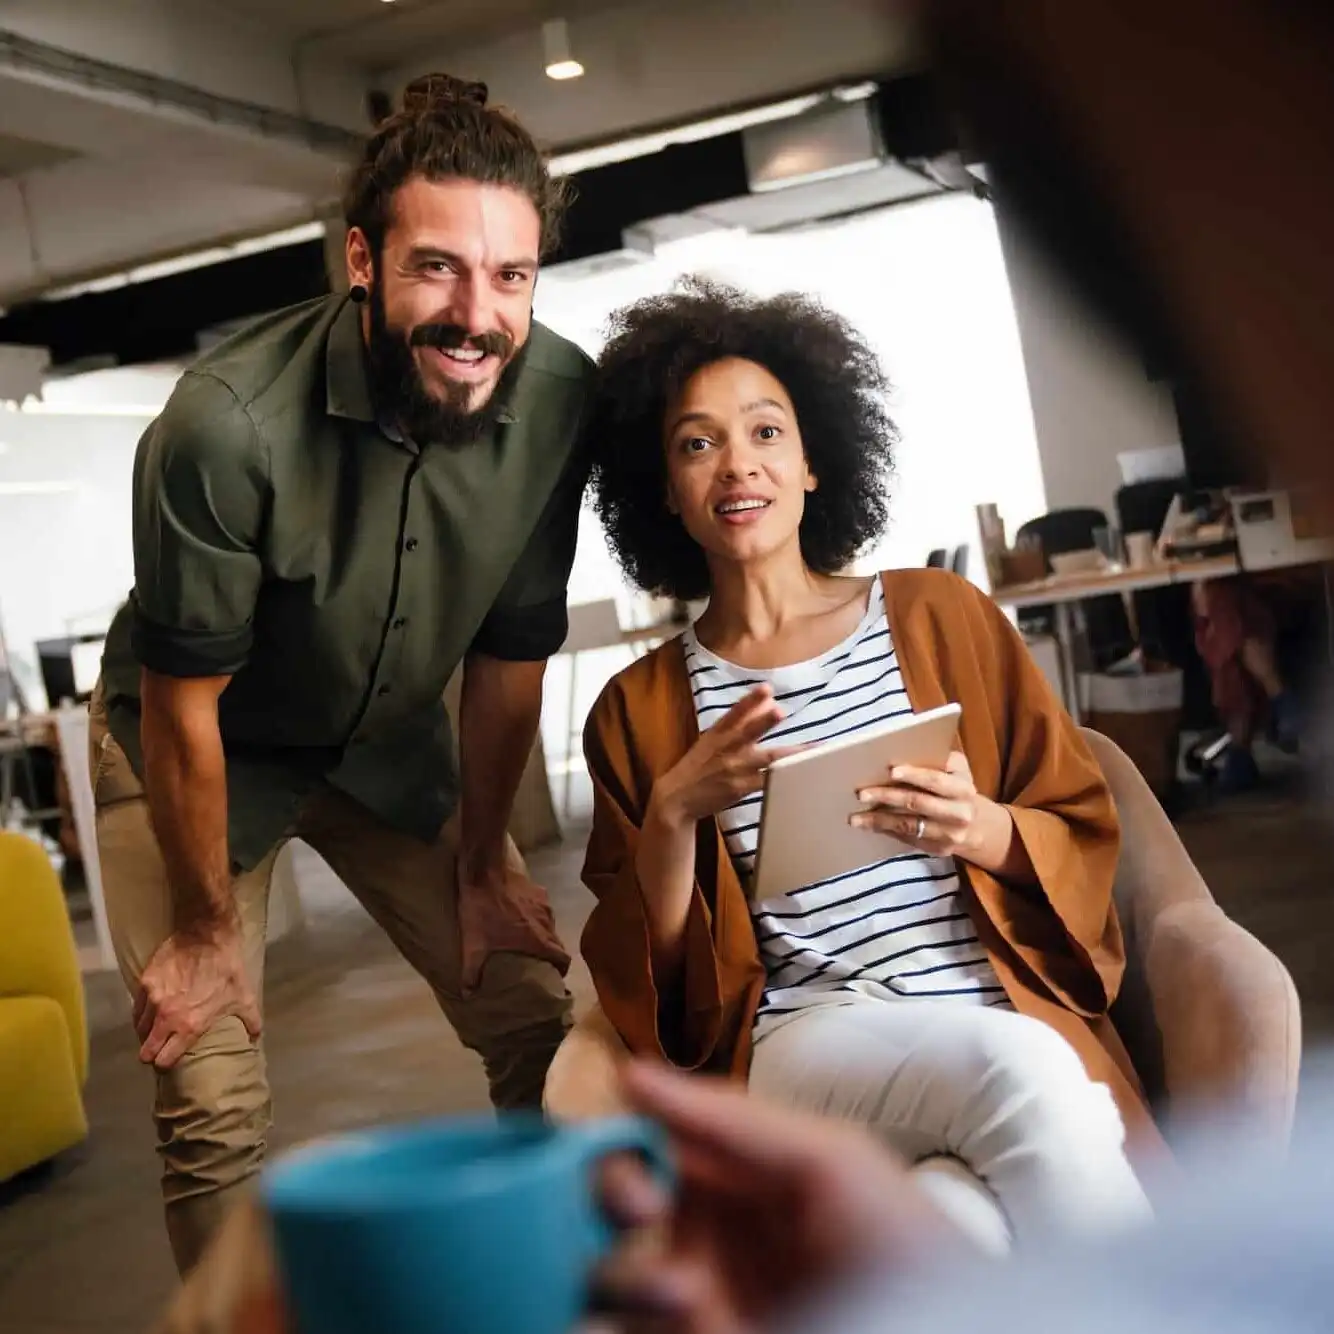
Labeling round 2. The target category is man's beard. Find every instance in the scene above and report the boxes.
[366,288,524,447]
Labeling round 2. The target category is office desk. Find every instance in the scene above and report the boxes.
[992,553,1330,722]
[993,555,1239,613]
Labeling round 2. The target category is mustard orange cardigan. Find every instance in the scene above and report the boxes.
[580,570,1158,1149]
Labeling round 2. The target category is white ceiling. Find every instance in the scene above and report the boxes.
[209,0,629,71]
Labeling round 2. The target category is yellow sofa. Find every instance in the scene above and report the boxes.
[0,831,88,1181]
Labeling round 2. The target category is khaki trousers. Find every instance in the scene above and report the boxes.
[88,693,572,1275]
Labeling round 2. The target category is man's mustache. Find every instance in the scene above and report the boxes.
[409,324,512,359]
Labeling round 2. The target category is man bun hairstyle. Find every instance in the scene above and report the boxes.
[343,71,572,258]
[401,73,489,112]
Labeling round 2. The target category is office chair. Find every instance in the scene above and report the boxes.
[1015,508,1136,669]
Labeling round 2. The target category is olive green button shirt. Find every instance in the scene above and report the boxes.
[101,294,593,871]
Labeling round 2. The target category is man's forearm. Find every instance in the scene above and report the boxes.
[140,674,233,933]
[457,653,547,874]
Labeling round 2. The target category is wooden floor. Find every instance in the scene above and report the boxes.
[1174,766,1334,1044]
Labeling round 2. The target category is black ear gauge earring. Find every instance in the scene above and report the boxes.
[349,282,369,304]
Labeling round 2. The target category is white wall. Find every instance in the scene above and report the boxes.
[0,360,183,705]
[996,212,1182,526]
[0,408,148,706]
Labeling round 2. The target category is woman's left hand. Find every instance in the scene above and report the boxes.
[852,750,1004,864]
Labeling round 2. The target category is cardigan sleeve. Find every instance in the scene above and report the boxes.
[578,680,728,1068]
[963,582,1125,1016]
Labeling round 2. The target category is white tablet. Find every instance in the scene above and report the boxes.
[752,703,963,900]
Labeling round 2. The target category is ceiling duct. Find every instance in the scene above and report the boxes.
[0,29,359,158]
[742,98,885,193]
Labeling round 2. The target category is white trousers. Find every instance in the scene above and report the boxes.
[749,999,1152,1248]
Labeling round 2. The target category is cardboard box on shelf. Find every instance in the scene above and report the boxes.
[999,547,1047,587]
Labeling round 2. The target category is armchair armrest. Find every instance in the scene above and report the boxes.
[543,1004,632,1122]
[1144,898,1300,1153]
[1084,727,1300,1154]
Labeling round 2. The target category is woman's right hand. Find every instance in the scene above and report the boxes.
[649,685,801,830]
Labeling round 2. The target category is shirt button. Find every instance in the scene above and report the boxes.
[404,537,419,552]
[392,616,407,630]
[377,684,391,697]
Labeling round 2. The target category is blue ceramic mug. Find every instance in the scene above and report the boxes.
[263,1113,671,1334]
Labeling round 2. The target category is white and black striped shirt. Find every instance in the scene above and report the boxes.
[683,580,1009,1038]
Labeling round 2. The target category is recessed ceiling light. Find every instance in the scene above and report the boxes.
[542,19,584,80]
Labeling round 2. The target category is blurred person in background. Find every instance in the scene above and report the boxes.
[1191,575,1303,792]
[93,73,592,1274]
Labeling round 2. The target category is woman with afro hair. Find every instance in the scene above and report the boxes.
[575,280,1157,1248]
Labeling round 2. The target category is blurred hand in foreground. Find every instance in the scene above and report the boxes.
[592,1059,961,1334]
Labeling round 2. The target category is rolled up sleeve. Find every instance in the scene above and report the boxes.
[129,372,267,679]
[470,446,589,662]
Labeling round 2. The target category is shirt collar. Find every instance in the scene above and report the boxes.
[325,296,377,425]
[325,294,529,434]
[492,335,532,426]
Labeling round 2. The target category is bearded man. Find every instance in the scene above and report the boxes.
[89,74,588,1274]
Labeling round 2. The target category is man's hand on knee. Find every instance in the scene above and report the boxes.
[135,922,261,1069]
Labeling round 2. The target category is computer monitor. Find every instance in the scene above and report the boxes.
[36,634,105,708]
[70,639,104,696]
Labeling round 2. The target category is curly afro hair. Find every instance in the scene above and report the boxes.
[588,279,898,601]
